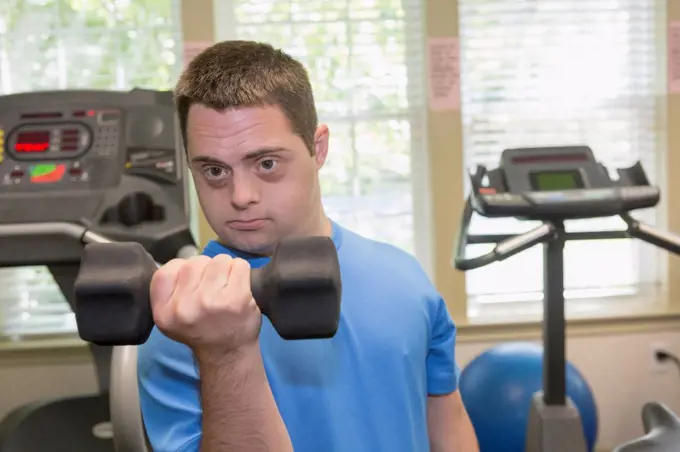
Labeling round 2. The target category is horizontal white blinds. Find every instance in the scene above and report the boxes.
[459,0,660,174]
[224,0,428,257]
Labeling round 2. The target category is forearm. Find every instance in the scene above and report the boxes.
[196,344,293,452]
[428,394,479,452]
[431,421,478,452]
[430,417,479,452]
[430,426,479,452]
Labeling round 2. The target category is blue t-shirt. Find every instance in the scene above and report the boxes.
[138,221,461,452]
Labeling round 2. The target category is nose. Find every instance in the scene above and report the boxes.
[229,171,260,210]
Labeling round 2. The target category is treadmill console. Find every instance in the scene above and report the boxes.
[0,88,193,265]
[470,145,660,220]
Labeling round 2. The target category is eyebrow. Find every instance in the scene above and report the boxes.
[190,147,291,166]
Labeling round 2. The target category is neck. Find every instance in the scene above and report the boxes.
[302,196,331,238]
[315,211,332,237]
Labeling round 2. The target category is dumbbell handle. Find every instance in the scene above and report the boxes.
[158,241,274,314]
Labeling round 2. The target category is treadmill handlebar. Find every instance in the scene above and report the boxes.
[454,197,555,271]
[620,213,680,256]
[495,224,556,258]
[0,221,199,260]
[0,222,109,244]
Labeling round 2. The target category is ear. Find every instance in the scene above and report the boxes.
[313,124,330,170]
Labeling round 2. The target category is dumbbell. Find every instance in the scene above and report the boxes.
[73,236,342,346]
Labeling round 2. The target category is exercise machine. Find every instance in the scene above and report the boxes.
[614,402,680,451]
[0,88,196,452]
[454,145,680,452]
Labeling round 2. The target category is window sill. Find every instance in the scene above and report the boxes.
[0,333,85,354]
[456,289,680,343]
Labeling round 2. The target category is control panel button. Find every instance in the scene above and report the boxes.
[621,186,658,199]
[526,188,617,205]
[481,193,528,206]
[10,169,24,178]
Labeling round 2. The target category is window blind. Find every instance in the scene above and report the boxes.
[458,0,664,311]
[214,0,430,268]
[0,0,182,338]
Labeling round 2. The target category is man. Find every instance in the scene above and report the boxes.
[139,40,479,452]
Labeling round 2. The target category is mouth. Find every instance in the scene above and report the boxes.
[227,219,268,231]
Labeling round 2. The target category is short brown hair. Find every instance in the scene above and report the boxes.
[174,40,318,154]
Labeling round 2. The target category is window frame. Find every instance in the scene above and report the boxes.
[211,0,434,276]
[454,0,668,321]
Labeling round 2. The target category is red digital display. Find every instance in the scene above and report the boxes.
[14,131,50,153]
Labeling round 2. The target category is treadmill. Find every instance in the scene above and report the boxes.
[454,145,680,452]
[0,88,196,452]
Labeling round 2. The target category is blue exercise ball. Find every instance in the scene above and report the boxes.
[459,342,598,452]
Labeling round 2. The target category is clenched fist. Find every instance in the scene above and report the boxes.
[149,254,262,357]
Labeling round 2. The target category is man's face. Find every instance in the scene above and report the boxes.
[186,104,329,255]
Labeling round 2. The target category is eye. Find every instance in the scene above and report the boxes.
[203,166,228,180]
[259,159,278,172]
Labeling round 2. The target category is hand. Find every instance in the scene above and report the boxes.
[149,254,262,359]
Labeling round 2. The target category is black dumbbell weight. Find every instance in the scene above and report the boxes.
[73,236,342,346]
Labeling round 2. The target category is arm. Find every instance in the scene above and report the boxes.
[196,344,293,452]
[144,254,294,452]
[426,297,479,452]
[138,330,293,452]
[428,391,479,452]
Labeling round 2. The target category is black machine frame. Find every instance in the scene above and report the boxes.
[0,87,196,452]
[454,146,680,452]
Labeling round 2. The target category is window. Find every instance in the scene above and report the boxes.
[0,0,182,338]
[213,0,431,272]
[458,0,665,317]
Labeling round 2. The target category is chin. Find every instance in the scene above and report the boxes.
[218,229,278,256]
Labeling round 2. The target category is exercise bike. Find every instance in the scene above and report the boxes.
[454,145,680,452]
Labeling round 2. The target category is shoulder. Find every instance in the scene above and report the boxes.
[336,225,454,347]
[336,224,440,315]
[338,224,432,288]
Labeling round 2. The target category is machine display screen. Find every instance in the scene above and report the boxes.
[15,130,50,153]
[529,169,584,191]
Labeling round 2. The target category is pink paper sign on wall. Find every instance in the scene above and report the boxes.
[669,21,680,94]
[427,36,461,112]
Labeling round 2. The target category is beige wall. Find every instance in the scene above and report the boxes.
[667,0,680,305]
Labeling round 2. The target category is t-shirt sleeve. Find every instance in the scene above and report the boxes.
[426,296,461,396]
[137,328,203,452]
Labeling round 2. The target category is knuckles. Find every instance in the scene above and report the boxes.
[155,254,254,331]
